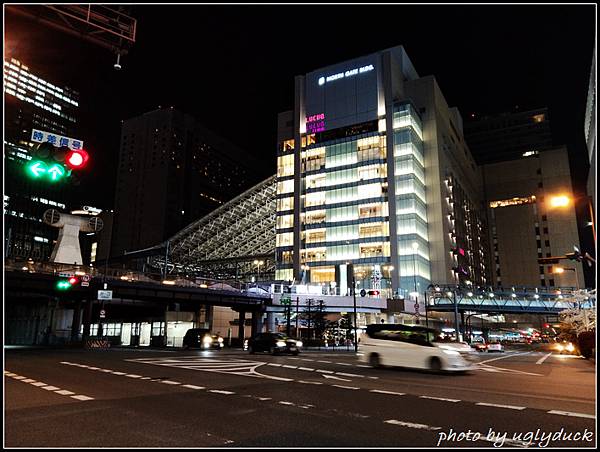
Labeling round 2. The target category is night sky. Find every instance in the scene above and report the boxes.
[5,4,596,211]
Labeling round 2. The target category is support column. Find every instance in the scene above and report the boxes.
[238,310,246,346]
[71,299,82,342]
[82,299,93,340]
[266,311,277,333]
[251,311,263,337]
[205,304,214,330]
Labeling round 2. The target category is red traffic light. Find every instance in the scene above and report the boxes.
[65,149,89,169]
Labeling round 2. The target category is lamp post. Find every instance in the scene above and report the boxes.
[253,260,264,286]
[552,266,578,289]
[549,194,596,248]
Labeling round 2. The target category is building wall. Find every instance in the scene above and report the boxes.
[483,147,584,288]
[4,57,86,263]
[275,46,490,296]
[111,108,256,257]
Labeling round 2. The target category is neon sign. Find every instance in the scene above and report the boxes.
[318,64,374,86]
[306,113,325,133]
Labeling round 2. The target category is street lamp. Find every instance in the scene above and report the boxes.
[253,260,264,281]
[548,193,596,247]
[552,266,578,289]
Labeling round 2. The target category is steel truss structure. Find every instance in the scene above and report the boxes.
[151,176,277,280]
[425,285,596,314]
[7,5,136,56]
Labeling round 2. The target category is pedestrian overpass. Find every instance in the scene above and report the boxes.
[425,286,596,314]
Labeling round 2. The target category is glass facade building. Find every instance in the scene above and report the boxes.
[276,46,490,297]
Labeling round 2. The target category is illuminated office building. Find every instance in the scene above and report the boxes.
[4,57,86,261]
[275,46,490,297]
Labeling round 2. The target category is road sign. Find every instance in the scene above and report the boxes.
[360,289,366,297]
[81,281,90,287]
[81,274,91,282]
[99,309,106,319]
[98,290,112,300]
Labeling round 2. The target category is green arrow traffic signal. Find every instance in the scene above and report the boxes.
[55,279,72,291]
[47,163,65,181]
[27,160,48,179]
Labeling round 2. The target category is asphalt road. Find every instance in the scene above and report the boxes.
[4,344,596,448]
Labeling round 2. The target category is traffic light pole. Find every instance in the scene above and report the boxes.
[352,276,358,353]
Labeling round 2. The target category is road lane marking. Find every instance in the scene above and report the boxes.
[316,369,334,374]
[332,385,359,390]
[298,380,323,385]
[337,372,363,378]
[384,420,441,431]
[478,351,532,364]
[12,376,26,380]
[419,395,460,403]
[55,390,75,395]
[21,379,36,383]
[112,372,126,375]
[41,386,60,391]
[317,360,332,363]
[300,358,315,362]
[209,390,235,395]
[256,397,272,401]
[335,362,353,366]
[536,353,553,365]
[31,382,47,387]
[278,401,295,406]
[476,402,526,410]
[267,363,282,367]
[282,365,298,369]
[71,395,94,401]
[125,374,142,378]
[547,410,595,419]
[370,390,406,396]
[182,384,205,390]
[161,380,182,385]
[298,367,315,371]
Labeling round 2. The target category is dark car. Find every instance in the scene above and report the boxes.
[246,333,303,355]
[183,328,224,350]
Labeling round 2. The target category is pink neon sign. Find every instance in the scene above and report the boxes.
[306,113,325,133]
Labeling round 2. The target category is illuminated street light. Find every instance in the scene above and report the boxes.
[549,195,570,207]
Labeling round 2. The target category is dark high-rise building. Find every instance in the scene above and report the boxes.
[464,108,553,165]
[4,57,89,262]
[111,107,257,256]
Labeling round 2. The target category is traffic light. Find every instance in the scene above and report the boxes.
[25,143,88,182]
[55,279,72,291]
[65,149,89,170]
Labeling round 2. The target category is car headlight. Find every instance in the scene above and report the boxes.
[442,350,460,356]
[202,336,213,344]
[217,337,224,343]
[276,341,286,347]
[556,344,564,351]
[296,341,303,347]
[566,343,575,352]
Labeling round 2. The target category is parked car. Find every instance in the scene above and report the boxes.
[183,328,224,350]
[358,324,471,373]
[246,332,302,355]
[487,341,504,353]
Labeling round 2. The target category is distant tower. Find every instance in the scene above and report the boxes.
[43,209,103,265]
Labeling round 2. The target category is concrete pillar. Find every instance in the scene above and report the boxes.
[238,310,246,345]
[251,311,263,337]
[71,299,82,342]
[82,299,93,340]
[387,313,395,324]
[266,311,277,332]
[205,304,214,330]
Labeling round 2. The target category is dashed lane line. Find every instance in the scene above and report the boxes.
[182,384,205,390]
[370,389,406,396]
[547,410,595,419]
[476,402,526,410]
[419,395,460,403]
[384,419,442,431]
[332,385,360,390]
[6,371,95,401]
